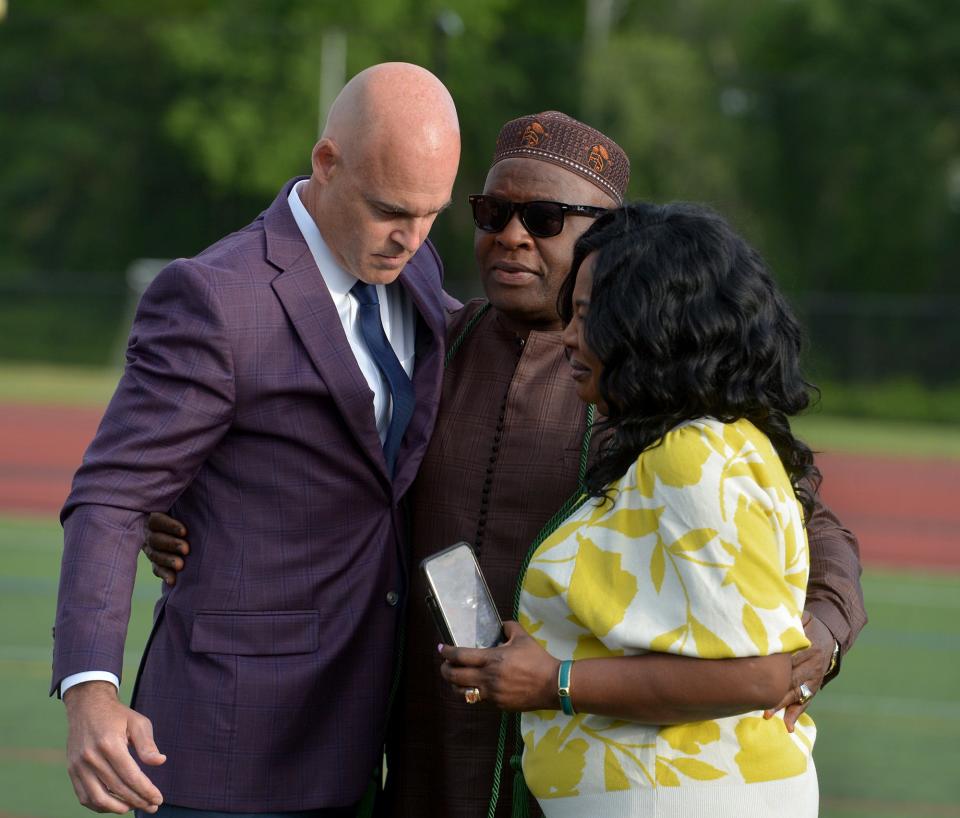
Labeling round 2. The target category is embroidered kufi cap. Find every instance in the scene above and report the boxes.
[491,111,630,204]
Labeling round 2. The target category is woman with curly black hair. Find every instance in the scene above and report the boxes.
[563,201,820,514]
[442,202,821,817]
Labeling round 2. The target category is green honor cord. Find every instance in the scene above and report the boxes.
[364,301,594,818]
[486,403,595,818]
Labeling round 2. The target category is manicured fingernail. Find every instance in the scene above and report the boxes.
[437,643,444,653]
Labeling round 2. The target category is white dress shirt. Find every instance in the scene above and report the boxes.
[287,179,416,442]
[60,179,417,699]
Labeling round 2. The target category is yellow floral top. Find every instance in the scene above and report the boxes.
[519,418,818,817]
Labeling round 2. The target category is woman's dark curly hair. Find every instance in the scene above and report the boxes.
[559,201,821,518]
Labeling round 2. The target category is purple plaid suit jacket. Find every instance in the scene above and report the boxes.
[51,178,447,812]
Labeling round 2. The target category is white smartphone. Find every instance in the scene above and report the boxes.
[420,542,504,648]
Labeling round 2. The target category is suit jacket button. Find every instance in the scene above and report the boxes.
[386,591,400,606]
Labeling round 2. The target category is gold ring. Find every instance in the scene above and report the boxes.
[798,682,813,704]
[464,687,481,705]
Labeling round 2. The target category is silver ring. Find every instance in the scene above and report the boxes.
[798,682,813,704]
[464,687,481,705]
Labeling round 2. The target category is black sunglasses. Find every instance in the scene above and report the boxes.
[468,194,608,239]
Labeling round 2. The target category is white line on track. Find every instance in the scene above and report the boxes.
[813,692,960,720]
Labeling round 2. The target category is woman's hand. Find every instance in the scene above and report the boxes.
[441,625,795,723]
[439,621,561,712]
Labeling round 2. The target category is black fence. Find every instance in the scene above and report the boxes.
[793,293,960,387]
[1,278,957,391]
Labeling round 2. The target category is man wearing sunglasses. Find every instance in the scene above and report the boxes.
[143,111,866,818]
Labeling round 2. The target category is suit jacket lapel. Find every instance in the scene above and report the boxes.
[264,180,389,481]
[391,252,446,498]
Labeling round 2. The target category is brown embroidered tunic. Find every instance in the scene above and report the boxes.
[385,299,866,818]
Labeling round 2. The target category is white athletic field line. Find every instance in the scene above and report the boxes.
[0,645,143,664]
[865,585,960,610]
[821,796,960,818]
[811,692,960,720]
[0,651,142,685]
[6,577,960,607]
[3,645,958,720]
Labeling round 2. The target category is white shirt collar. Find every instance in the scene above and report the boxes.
[284,179,417,444]
[287,179,357,303]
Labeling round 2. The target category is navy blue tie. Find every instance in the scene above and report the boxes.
[350,281,415,476]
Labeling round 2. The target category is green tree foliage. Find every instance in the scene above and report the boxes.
[0,0,572,287]
[1,0,958,365]
[732,0,960,293]
[0,1,267,275]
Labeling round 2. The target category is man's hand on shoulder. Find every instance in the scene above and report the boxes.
[141,512,190,587]
[64,681,166,814]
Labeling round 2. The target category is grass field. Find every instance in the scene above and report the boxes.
[792,414,960,461]
[0,516,157,818]
[3,362,958,815]
[2,515,958,818]
[0,364,122,408]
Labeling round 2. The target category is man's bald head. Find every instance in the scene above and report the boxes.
[301,63,460,284]
[322,62,460,165]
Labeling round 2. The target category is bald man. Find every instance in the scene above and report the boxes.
[51,63,460,817]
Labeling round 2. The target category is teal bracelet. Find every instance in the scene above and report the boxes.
[558,659,575,716]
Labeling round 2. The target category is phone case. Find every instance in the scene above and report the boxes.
[420,542,504,648]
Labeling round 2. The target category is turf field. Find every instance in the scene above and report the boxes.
[1,515,958,818]
[0,516,156,818]
[1,363,958,816]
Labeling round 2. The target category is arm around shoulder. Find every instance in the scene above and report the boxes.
[803,486,867,668]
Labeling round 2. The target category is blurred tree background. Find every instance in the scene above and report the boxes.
[1,0,958,419]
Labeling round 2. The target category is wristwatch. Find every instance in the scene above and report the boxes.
[827,639,840,675]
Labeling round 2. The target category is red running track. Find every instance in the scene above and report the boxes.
[0,404,103,518]
[1,403,957,569]
[816,452,959,569]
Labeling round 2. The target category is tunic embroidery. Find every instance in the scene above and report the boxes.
[390,300,587,818]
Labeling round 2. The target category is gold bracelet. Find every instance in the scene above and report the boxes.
[827,640,840,675]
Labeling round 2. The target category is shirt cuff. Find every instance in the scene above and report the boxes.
[805,600,851,655]
[804,605,847,687]
[60,671,120,700]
